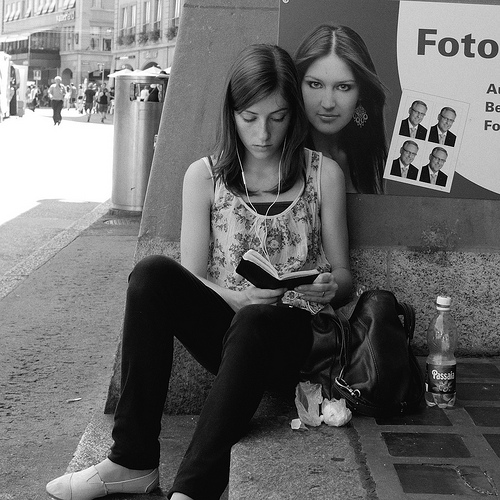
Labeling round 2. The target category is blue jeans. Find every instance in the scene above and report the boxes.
[108,256,313,499]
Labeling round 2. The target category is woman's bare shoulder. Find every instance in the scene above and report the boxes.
[184,157,214,186]
[185,157,212,177]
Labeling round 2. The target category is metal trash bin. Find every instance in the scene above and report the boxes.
[111,71,167,212]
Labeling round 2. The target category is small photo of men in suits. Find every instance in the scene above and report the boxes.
[428,107,457,147]
[419,146,448,187]
[399,100,428,140]
[390,140,419,180]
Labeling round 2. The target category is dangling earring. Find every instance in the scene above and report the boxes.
[353,104,368,128]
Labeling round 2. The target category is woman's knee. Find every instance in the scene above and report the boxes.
[226,305,278,344]
[128,255,182,293]
[233,304,275,325]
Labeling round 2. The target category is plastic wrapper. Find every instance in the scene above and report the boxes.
[294,381,323,427]
[321,397,352,427]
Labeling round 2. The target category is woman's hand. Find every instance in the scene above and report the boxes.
[294,272,338,304]
[229,286,287,312]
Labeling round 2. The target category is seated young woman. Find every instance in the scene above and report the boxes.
[46,43,352,500]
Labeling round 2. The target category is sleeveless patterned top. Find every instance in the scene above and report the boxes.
[205,148,331,314]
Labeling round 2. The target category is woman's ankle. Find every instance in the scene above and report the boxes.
[94,458,155,481]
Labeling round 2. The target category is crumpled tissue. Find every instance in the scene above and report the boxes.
[294,381,323,427]
[292,381,352,429]
[321,397,352,427]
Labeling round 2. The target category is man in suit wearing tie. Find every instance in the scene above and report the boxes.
[428,107,457,147]
[419,147,448,187]
[399,100,428,139]
[390,140,419,180]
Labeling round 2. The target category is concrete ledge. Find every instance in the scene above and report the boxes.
[351,248,500,355]
[106,242,500,415]
[66,410,219,498]
[230,421,370,499]
[68,393,368,499]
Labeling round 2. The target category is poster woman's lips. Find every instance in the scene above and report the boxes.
[318,114,340,122]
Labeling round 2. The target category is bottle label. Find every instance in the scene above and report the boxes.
[426,363,456,394]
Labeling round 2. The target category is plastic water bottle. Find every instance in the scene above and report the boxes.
[425,296,458,408]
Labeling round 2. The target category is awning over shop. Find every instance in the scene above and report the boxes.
[0,33,30,43]
[0,28,53,44]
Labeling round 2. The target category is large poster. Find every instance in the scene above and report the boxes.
[278,0,500,199]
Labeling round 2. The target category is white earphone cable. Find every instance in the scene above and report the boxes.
[237,139,286,261]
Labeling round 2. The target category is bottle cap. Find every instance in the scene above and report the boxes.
[436,296,452,308]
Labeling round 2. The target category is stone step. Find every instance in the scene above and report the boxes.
[228,395,369,499]
[64,393,368,499]
[65,410,228,499]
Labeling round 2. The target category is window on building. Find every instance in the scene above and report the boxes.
[103,38,111,51]
[130,4,136,27]
[14,1,22,19]
[121,6,128,30]
[66,28,75,50]
[143,0,150,30]
[91,0,102,7]
[153,0,161,30]
[167,0,180,28]
[90,26,99,50]
[25,0,32,17]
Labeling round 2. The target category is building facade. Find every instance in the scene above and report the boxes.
[113,0,181,73]
[0,0,181,88]
[0,0,114,87]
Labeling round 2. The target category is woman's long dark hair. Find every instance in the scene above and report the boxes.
[294,24,387,194]
[213,44,308,195]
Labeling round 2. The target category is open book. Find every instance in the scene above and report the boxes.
[235,249,319,290]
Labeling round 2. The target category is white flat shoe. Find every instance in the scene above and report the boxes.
[46,465,159,500]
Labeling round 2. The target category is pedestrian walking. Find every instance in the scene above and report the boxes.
[84,84,96,122]
[77,84,84,114]
[70,83,77,109]
[26,85,34,112]
[97,87,109,123]
[48,76,65,125]
[42,87,49,107]
[64,85,72,111]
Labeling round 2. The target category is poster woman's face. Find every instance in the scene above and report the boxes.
[301,52,360,137]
